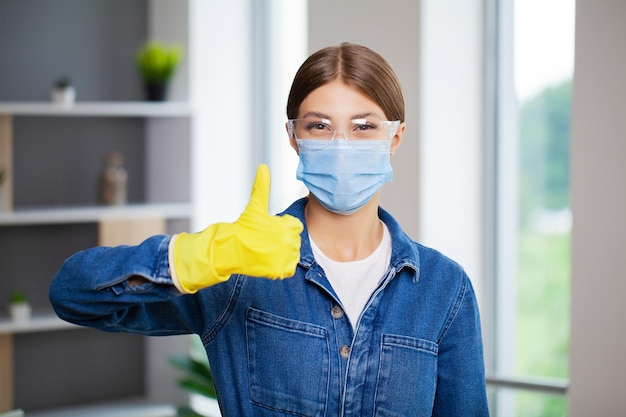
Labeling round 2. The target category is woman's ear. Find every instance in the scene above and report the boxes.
[390,122,406,155]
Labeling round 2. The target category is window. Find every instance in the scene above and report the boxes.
[486,0,575,416]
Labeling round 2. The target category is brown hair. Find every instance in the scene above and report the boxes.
[286,43,405,122]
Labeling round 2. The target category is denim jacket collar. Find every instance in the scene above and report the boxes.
[282,197,420,285]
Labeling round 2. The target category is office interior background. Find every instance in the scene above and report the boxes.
[0,0,624,416]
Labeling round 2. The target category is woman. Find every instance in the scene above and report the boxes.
[51,42,489,416]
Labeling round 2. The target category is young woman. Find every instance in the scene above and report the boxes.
[51,42,489,416]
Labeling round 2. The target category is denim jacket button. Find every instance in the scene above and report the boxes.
[340,345,351,359]
[331,305,344,319]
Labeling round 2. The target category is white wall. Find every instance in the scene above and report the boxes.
[419,0,484,297]
[568,0,626,415]
[188,0,254,229]
[307,0,421,241]
[307,1,485,300]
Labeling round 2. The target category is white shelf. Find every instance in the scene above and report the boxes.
[0,314,78,335]
[0,101,192,117]
[26,399,178,417]
[0,203,191,226]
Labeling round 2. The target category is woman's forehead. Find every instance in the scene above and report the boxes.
[298,80,384,120]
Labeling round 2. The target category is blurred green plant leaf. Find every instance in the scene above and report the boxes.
[136,42,182,84]
[169,355,216,399]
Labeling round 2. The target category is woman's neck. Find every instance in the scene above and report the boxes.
[304,195,383,262]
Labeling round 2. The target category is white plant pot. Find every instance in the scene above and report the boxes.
[9,302,31,322]
[50,86,76,107]
[190,393,221,417]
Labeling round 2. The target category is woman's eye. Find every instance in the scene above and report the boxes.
[307,122,330,131]
[354,122,376,131]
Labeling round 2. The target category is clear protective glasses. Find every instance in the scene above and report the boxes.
[287,116,400,142]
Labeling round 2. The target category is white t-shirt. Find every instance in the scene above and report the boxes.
[310,222,392,328]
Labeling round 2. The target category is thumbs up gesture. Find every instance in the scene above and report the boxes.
[172,164,304,294]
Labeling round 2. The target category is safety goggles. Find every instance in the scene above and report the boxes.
[287,117,400,141]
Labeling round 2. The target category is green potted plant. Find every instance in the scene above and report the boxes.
[136,41,182,101]
[50,76,76,107]
[169,335,220,416]
[9,291,31,322]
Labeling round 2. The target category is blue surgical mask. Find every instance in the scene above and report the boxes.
[296,139,393,215]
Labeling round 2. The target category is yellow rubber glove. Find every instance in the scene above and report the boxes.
[171,164,304,294]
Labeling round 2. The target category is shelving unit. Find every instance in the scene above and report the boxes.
[0,0,251,414]
[0,0,195,410]
[0,101,193,213]
[0,99,194,412]
[0,99,195,410]
[0,316,77,414]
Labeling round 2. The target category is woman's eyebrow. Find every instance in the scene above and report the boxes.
[300,111,331,119]
[299,111,384,120]
[351,112,380,120]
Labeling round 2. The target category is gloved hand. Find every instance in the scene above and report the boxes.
[171,164,304,294]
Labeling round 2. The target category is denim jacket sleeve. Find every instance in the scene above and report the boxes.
[433,273,489,416]
[49,235,206,336]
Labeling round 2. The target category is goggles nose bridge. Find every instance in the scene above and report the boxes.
[331,129,349,140]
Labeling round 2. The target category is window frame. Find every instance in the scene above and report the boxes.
[483,0,570,407]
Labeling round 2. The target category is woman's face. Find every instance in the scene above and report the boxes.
[289,79,405,154]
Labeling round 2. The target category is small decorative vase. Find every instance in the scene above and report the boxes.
[99,152,128,205]
[51,86,76,107]
[144,82,168,101]
[9,302,31,322]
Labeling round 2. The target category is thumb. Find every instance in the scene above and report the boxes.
[245,164,271,215]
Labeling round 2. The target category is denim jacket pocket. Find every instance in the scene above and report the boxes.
[374,334,439,417]
[246,307,330,417]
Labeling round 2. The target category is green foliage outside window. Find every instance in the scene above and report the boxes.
[515,80,571,417]
[519,81,572,227]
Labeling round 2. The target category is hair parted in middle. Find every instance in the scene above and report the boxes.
[286,42,405,123]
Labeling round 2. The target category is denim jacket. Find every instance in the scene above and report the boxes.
[50,198,489,417]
